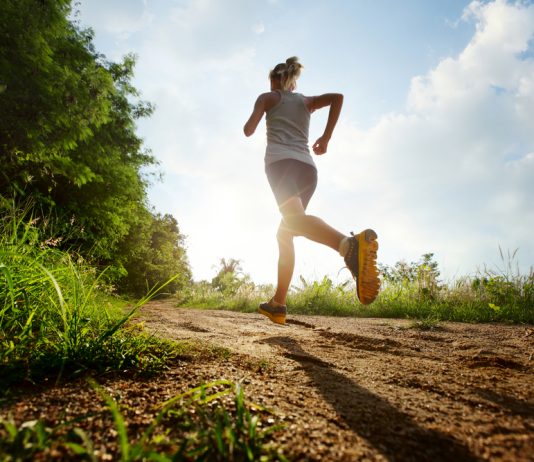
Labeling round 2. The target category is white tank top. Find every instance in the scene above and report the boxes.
[265,90,316,168]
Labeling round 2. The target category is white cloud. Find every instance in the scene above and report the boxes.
[252,22,265,34]
[143,0,534,282]
[78,0,153,40]
[318,0,534,277]
[79,0,534,284]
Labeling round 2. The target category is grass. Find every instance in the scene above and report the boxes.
[408,315,442,331]
[0,200,185,392]
[179,260,534,324]
[0,380,287,461]
[177,280,273,313]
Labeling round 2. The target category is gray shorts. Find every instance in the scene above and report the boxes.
[265,159,318,210]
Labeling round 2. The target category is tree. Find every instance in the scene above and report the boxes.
[0,0,117,190]
[211,258,251,296]
[117,213,192,297]
[379,253,441,300]
[379,253,440,285]
[0,0,191,293]
[0,1,157,260]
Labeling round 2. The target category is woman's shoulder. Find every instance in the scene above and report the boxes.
[259,91,282,112]
[259,90,282,100]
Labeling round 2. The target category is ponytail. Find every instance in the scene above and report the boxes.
[269,56,303,91]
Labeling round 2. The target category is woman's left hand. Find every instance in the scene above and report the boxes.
[312,136,329,155]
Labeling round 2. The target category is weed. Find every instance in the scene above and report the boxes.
[408,315,441,331]
[0,414,96,461]
[0,381,287,461]
[0,201,182,392]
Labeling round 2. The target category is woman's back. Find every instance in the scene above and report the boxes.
[265,90,313,167]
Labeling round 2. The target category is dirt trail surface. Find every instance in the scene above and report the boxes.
[3,300,533,461]
[137,301,534,461]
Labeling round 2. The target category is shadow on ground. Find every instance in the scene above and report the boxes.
[262,335,479,462]
[473,387,534,418]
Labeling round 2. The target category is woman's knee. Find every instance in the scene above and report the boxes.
[282,213,305,232]
[276,225,294,244]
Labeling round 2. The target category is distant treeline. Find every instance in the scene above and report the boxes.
[0,0,191,295]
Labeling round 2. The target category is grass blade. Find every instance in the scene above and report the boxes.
[88,379,130,461]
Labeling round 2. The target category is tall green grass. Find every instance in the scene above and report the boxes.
[370,249,534,323]
[180,259,534,324]
[177,280,274,313]
[0,200,182,391]
[0,201,287,459]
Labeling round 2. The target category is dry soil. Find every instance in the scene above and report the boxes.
[3,300,533,461]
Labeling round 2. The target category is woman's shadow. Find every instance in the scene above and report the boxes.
[262,335,479,462]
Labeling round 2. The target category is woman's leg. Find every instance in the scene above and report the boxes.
[276,197,380,307]
[262,160,379,317]
[273,221,295,305]
[280,196,345,251]
[272,196,346,305]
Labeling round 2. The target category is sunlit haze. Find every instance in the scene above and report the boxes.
[77,0,534,285]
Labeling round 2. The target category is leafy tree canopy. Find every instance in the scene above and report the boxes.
[0,0,191,293]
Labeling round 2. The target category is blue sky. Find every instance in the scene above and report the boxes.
[77,0,534,284]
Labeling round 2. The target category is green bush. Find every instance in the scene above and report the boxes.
[0,1,192,295]
[116,212,192,297]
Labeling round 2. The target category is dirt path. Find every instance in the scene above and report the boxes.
[2,301,533,460]
[139,301,534,461]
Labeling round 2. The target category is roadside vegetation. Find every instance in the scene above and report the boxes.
[0,0,192,391]
[0,200,284,459]
[180,253,534,325]
[0,195,285,461]
[0,200,185,391]
[0,0,191,298]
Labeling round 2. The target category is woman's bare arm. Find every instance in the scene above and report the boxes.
[244,92,281,137]
[307,93,344,155]
[243,94,266,137]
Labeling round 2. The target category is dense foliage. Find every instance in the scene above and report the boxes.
[0,0,190,293]
[117,212,192,295]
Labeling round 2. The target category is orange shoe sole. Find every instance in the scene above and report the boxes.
[357,229,380,305]
[258,307,286,325]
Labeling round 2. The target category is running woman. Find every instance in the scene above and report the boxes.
[244,57,380,325]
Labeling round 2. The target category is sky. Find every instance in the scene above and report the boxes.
[76,0,534,285]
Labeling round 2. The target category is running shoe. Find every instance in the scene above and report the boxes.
[344,229,380,305]
[258,300,287,325]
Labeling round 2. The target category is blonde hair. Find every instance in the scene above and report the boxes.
[269,56,303,91]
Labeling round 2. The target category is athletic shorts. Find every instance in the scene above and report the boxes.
[265,159,318,210]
